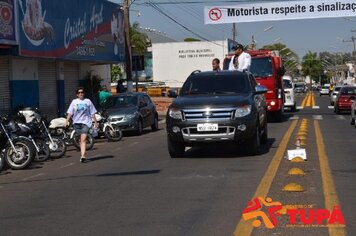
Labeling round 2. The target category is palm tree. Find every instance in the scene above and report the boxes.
[302,51,323,82]
[130,22,149,56]
[262,43,299,74]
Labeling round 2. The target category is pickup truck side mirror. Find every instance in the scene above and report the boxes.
[168,90,178,98]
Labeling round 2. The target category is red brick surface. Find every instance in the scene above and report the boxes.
[152,97,173,112]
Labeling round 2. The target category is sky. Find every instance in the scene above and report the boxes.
[110,0,356,60]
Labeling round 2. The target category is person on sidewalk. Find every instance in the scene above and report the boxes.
[228,43,251,72]
[212,58,221,71]
[65,87,98,163]
[98,85,112,106]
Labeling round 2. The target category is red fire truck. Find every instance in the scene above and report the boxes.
[223,49,285,122]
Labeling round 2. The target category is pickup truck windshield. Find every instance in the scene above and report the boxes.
[250,58,273,77]
[181,74,250,96]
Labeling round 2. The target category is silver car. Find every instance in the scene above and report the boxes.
[330,86,341,105]
[103,93,159,135]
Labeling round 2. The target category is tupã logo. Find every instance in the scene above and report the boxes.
[242,197,282,229]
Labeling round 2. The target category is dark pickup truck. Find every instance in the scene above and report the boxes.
[166,70,268,158]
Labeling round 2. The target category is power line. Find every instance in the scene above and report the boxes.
[148,2,224,46]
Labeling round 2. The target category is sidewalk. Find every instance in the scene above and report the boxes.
[151,97,173,120]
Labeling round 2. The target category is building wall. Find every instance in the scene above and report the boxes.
[152,40,228,87]
[10,58,39,109]
[91,64,111,90]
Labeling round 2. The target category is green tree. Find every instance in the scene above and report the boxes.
[262,43,299,74]
[130,22,149,56]
[184,38,201,42]
[302,51,323,82]
[111,65,122,82]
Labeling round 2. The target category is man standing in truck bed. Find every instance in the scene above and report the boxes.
[228,44,251,72]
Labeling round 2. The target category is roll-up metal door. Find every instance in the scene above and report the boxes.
[64,62,79,108]
[0,58,10,115]
[38,61,57,119]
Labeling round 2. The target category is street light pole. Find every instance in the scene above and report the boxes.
[123,0,133,92]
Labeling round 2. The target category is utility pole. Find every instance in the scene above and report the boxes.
[232,23,236,42]
[343,31,356,71]
[123,0,133,92]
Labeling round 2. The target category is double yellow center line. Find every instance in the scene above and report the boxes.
[233,119,345,236]
[300,92,315,108]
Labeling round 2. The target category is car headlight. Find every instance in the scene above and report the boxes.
[234,105,252,118]
[169,108,183,120]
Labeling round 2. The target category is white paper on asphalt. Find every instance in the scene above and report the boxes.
[204,0,356,24]
[287,148,307,160]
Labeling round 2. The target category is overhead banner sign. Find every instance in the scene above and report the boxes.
[18,0,125,62]
[204,0,356,24]
[0,0,18,44]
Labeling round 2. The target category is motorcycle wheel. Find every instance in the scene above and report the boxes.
[4,140,35,170]
[48,137,67,158]
[34,138,50,162]
[0,152,5,171]
[73,133,94,150]
[104,125,123,142]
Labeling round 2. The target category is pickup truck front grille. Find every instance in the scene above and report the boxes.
[182,108,235,122]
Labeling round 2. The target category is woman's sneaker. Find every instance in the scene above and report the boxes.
[80,156,86,163]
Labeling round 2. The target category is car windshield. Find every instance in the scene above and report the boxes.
[335,87,341,91]
[283,80,293,89]
[295,84,304,88]
[180,73,251,96]
[340,87,356,95]
[322,86,329,89]
[250,58,273,77]
[104,95,138,109]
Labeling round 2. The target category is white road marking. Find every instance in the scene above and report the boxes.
[23,173,45,181]
[312,106,320,109]
[313,115,323,120]
[289,116,299,120]
[297,106,304,110]
[60,162,75,169]
[328,106,334,109]
[158,119,166,124]
[129,142,139,147]
[336,115,346,120]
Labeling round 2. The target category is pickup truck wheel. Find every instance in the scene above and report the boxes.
[167,137,185,158]
[246,126,261,156]
[261,123,268,144]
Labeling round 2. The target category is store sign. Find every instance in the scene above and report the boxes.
[0,0,17,44]
[18,0,125,62]
[205,0,356,24]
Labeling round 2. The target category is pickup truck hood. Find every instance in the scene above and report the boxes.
[171,94,251,109]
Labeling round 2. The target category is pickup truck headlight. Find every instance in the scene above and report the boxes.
[168,108,183,120]
[234,105,252,118]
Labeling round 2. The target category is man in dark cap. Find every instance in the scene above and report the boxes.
[228,43,251,72]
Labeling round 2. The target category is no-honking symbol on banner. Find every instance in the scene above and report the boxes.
[209,8,222,21]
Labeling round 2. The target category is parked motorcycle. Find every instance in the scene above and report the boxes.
[49,117,94,150]
[95,111,123,142]
[0,116,35,170]
[18,108,67,159]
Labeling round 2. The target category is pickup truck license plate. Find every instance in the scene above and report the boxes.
[197,123,218,132]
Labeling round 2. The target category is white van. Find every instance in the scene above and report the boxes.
[283,75,297,112]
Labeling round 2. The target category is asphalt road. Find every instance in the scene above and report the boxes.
[0,92,355,236]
